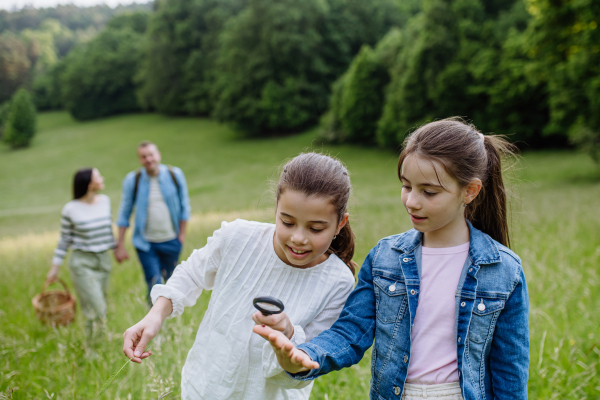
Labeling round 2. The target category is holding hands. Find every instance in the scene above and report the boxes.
[253,324,320,374]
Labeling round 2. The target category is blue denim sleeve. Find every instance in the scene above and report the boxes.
[289,244,378,380]
[174,167,191,221]
[116,172,135,228]
[489,267,530,398]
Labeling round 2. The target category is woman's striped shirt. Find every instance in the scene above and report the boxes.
[52,194,116,265]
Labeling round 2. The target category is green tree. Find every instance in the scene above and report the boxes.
[320,29,401,144]
[374,0,549,148]
[0,100,11,139]
[213,0,401,135]
[32,60,66,110]
[61,25,144,120]
[526,0,600,162]
[0,32,31,104]
[136,0,246,115]
[3,88,37,148]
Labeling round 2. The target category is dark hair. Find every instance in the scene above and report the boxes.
[73,168,94,199]
[397,118,517,247]
[276,152,357,275]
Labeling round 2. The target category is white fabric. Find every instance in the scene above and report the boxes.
[52,194,115,266]
[144,177,176,242]
[402,382,463,399]
[151,219,355,400]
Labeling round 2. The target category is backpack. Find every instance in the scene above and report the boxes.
[132,166,180,204]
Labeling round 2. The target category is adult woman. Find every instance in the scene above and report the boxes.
[47,168,116,341]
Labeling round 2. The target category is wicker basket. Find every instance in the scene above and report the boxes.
[32,278,76,326]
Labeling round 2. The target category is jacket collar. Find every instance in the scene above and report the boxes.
[391,220,501,266]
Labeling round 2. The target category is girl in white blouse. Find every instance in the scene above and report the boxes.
[123,153,357,400]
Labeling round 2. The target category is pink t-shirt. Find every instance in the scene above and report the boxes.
[406,242,470,384]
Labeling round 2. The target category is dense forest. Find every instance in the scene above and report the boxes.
[0,0,598,159]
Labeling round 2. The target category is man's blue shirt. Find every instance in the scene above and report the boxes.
[117,164,191,252]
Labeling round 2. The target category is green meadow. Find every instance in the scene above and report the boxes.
[1,112,599,399]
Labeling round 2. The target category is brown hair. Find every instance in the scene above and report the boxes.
[276,152,357,275]
[397,118,517,247]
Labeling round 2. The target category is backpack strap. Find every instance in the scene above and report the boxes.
[132,169,142,204]
[131,166,180,204]
[167,166,180,191]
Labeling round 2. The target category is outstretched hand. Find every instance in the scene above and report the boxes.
[122,313,161,363]
[253,325,320,373]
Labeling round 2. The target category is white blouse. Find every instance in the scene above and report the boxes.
[151,219,355,400]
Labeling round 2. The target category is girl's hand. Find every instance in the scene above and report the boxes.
[46,264,60,284]
[252,311,294,339]
[253,325,320,373]
[122,297,173,363]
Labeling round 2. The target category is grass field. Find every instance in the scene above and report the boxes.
[0,112,599,399]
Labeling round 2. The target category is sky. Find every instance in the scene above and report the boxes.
[1,0,141,11]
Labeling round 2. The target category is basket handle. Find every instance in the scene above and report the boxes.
[42,278,72,296]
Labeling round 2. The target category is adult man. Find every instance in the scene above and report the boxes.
[115,141,190,302]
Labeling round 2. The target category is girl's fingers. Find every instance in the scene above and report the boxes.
[122,330,139,359]
[252,324,277,340]
[252,311,279,326]
[291,350,319,369]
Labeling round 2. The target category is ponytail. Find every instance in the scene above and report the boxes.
[465,136,514,247]
[398,118,518,248]
[329,221,357,275]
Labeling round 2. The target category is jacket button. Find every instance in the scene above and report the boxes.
[394,386,401,395]
[461,302,466,307]
[389,285,396,292]
[403,355,408,363]
[458,337,461,343]
[469,268,473,272]
[403,258,409,262]
[410,289,416,295]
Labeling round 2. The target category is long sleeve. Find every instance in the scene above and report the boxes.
[52,210,74,266]
[150,221,233,318]
[262,263,355,388]
[173,167,191,222]
[116,172,135,228]
[489,267,529,398]
[289,245,379,381]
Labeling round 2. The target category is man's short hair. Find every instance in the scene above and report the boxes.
[137,140,157,150]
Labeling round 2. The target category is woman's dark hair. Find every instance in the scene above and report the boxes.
[276,152,357,275]
[73,168,94,199]
[397,118,517,247]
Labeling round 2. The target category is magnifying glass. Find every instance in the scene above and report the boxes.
[253,296,285,316]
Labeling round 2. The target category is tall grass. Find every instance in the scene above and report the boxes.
[1,113,599,399]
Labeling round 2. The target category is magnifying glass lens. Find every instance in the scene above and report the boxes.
[253,296,285,316]
[256,302,281,312]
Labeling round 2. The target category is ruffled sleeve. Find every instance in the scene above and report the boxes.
[150,220,234,318]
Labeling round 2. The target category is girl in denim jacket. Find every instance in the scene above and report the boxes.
[255,119,529,400]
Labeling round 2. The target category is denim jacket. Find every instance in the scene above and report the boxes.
[293,222,529,400]
[116,164,191,252]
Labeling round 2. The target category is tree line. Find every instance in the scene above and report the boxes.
[1,0,598,160]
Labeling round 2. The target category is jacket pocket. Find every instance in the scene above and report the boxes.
[373,275,407,324]
[468,297,505,344]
